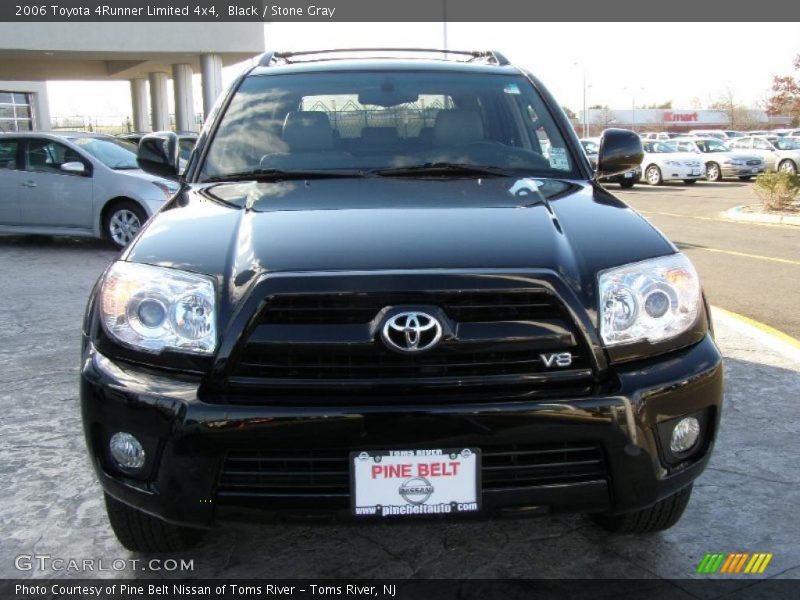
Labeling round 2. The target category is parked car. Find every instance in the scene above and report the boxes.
[730,136,800,174]
[580,137,639,187]
[0,131,178,248]
[672,137,765,181]
[117,131,198,165]
[688,129,727,140]
[81,48,722,553]
[641,131,679,140]
[640,140,706,184]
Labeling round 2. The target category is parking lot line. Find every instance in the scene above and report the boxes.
[637,209,793,230]
[688,245,800,266]
[711,306,800,361]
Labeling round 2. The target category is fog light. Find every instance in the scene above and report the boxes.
[109,432,145,470]
[670,417,700,454]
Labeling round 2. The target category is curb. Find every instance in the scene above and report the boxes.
[724,205,800,227]
[711,306,800,364]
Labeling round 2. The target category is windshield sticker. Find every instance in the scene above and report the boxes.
[504,83,521,95]
[73,138,91,145]
[549,147,570,170]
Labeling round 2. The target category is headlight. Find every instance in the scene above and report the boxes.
[729,159,743,166]
[152,180,179,200]
[664,160,681,167]
[598,254,701,346]
[100,262,216,354]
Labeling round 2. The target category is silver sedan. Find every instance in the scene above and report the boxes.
[0,131,178,248]
[729,136,800,175]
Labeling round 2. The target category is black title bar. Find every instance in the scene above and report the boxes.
[2,0,799,22]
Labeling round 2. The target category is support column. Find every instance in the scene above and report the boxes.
[200,54,223,119]
[148,71,170,131]
[172,64,195,132]
[130,79,149,132]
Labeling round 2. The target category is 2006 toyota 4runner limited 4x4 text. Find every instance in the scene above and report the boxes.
[81,49,723,552]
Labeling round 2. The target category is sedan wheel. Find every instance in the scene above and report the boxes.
[646,165,662,186]
[779,160,797,175]
[105,202,146,249]
[706,162,722,182]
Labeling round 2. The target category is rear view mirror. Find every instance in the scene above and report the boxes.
[137,131,180,179]
[597,129,644,178]
[60,161,85,174]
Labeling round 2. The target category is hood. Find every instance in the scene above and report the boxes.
[115,168,177,187]
[709,151,763,162]
[125,177,673,311]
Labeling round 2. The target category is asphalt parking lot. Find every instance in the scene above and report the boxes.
[0,182,798,590]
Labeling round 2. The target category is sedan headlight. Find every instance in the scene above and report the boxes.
[664,160,682,167]
[152,180,180,200]
[727,159,744,166]
[100,262,216,354]
[598,254,701,346]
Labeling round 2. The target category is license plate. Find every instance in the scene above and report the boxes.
[624,171,633,178]
[350,448,480,518]
[690,170,700,176]
[752,168,759,173]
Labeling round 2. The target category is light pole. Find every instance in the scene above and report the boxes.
[574,62,590,138]
[625,86,646,132]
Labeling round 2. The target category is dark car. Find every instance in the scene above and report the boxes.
[81,49,723,553]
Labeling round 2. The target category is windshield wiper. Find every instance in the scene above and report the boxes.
[371,162,515,178]
[201,168,370,183]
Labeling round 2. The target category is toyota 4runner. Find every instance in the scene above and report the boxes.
[81,49,723,552]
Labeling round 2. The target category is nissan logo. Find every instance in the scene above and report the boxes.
[381,311,442,353]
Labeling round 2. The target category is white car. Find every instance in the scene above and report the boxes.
[639,140,706,185]
[0,131,178,248]
[672,137,765,181]
[688,129,728,140]
[729,136,800,174]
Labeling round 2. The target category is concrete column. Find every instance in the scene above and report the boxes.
[148,71,170,131]
[130,79,149,132]
[172,64,195,132]
[200,54,223,119]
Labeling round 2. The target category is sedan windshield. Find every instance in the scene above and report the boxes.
[199,70,579,181]
[70,137,139,169]
[695,139,730,153]
[774,138,800,150]
[643,141,679,153]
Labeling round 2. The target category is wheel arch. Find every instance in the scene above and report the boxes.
[99,197,148,239]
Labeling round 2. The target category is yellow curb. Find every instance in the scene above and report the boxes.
[711,306,800,351]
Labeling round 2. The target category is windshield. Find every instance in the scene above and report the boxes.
[774,138,800,150]
[70,137,138,169]
[643,141,679,153]
[695,139,730,153]
[199,71,579,181]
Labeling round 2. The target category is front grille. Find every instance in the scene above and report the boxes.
[217,443,607,500]
[746,160,761,166]
[260,291,563,324]
[229,290,591,387]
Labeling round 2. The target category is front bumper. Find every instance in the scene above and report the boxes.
[81,335,723,528]
[721,164,764,177]
[662,165,705,181]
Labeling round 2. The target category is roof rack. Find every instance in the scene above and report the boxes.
[257,48,510,67]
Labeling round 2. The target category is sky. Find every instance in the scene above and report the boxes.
[46,22,800,121]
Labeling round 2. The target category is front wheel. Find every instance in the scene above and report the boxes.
[590,484,693,534]
[104,493,203,553]
[104,200,147,250]
[645,165,663,186]
[705,162,722,182]
[619,179,636,189]
[778,159,797,175]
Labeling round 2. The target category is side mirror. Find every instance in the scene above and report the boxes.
[597,128,644,178]
[137,131,180,179]
[60,161,86,174]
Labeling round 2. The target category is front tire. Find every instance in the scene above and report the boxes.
[645,165,663,186]
[706,162,722,182]
[778,159,797,175]
[590,484,693,534]
[104,200,147,250]
[104,493,203,553]
[619,179,636,189]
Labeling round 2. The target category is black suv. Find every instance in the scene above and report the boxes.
[81,49,722,553]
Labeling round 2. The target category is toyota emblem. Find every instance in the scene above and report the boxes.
[381,311,442,353]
